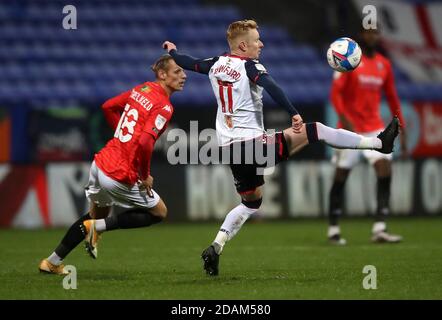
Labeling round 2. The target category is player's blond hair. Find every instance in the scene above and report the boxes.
[227,19,258,48]
[151,54,174,78]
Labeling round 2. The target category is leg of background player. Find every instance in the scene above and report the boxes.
[371,159,402,243]
[328,168,350,245]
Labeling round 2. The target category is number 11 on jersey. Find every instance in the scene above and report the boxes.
[217,80,233,113]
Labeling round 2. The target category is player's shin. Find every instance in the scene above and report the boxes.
[212,199,261,255]
[48,212,92,265]
[375,176,391,222]
[329,180,346,226]
[306,122,382,149]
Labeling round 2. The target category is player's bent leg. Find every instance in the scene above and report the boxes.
[90,202,112,219]
[306,122,382,150]
[289,119,399,152]
[40,210,95,273]
[283,121,387,155]
[202,187,263,276]
[371,159,402,243]
[40,205,107,273]
[282,125,309,156]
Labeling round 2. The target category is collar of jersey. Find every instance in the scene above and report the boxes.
[223,53,250,60]
[150,81,169,97]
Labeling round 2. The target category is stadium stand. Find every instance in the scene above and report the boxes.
[1,0,441,106]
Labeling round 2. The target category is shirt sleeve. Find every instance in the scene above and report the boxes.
[245,59,268,83]
[330,71,349,116]
[383,61,406,128]
[246,60,299,116]
[142,104,173,139]
[101,90,131,130]
[169,49,218,74]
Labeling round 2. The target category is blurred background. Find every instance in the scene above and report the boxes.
[1,0,441,228]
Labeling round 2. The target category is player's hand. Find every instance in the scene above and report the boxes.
[140,175,154,198]
[291,114,303,134]
[162,41,177,53]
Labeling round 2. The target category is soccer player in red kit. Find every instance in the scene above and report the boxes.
[327,28,407,245]
[39,55,186,274]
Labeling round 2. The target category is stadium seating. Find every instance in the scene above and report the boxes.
[1,0,440,106]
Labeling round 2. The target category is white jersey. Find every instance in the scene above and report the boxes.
[207,55,268,146]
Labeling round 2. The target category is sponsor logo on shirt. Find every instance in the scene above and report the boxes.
[140,85,151,92]
[358,74,383,87]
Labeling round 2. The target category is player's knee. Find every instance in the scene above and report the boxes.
[374,159,392,176]
[242,197,262,209]
[89,203,111,219]
[160,205,168,219]
[151,201,168,219]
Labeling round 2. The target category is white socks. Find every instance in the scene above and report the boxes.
[212,203,258,254]
[328,222,388,237]
[95,219,107,233]
[315,122,382,149]
[47,252,63,266]
[372,221,387,234]
[328,225,341,238]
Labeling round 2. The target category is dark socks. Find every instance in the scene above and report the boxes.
[104,209,163,230]
[329,180,346,226]
[54,212,91,259]
[376,176,391,222]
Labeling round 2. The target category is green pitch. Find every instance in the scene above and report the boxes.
[1,217,441,299]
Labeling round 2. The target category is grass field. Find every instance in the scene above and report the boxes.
[1,217,441,300]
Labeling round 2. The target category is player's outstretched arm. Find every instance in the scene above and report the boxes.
[255,74,303,133]
[162,41,216,74]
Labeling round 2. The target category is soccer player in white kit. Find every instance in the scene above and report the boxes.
[163,20,400,276]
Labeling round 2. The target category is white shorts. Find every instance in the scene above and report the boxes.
[85,161,160,209]
[331,129,393,169]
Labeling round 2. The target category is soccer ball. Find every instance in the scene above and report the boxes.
[326,37,362,72]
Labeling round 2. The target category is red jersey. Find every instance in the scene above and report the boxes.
[330,52,405,133]
[95,82,174,185]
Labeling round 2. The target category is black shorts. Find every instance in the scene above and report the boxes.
[225,132,289,194]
